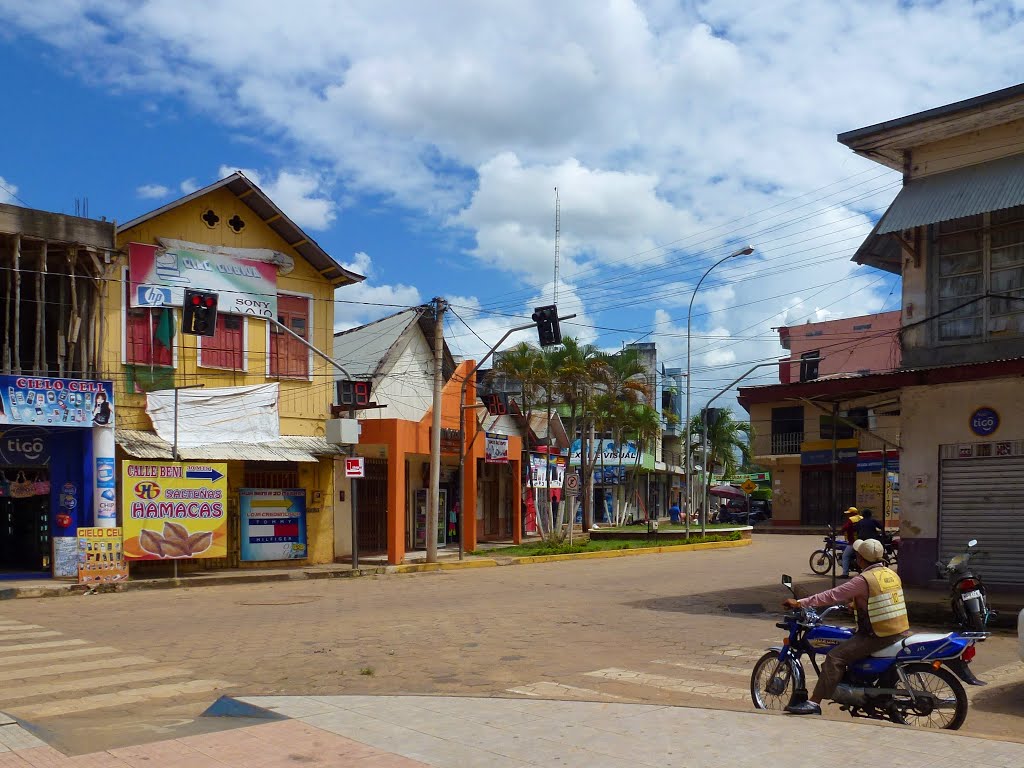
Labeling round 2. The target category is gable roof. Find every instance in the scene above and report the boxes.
[838,82,1024,171]
[334,306,456,383]
[117,172,364,286]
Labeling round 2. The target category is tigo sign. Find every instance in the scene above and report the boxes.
[969,407,999,437]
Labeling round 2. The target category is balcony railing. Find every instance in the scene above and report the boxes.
[770,432,803,455]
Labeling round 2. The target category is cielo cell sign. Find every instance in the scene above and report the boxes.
[969,406,999,437]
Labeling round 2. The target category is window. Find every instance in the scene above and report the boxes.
[799,350,820,382]
[270,294,310,379]
[124,277,174,367]
[199,314,245,370]
[935,206,1024,342]
[819,415,854,441]
[770,406,803,454]
[852,323,872,331]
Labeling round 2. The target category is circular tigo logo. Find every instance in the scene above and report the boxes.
[969,407,999,437]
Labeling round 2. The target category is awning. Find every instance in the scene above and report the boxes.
[877,153,1024,234]
[116,429,344,463]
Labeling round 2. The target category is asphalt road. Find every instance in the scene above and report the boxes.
[0,535,1020,755]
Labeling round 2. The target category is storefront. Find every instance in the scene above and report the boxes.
[901,377,1024,587]
[0,374,115,579]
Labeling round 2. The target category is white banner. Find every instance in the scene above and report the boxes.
[146,383,279,446]
[485,432,509,464]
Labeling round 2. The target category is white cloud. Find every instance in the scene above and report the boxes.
[218,166,336,230]
[0,175,17,205]
[180,178,200,194]
[6,1,1024,405]
[136,183,170,199]
[332,251,421,331]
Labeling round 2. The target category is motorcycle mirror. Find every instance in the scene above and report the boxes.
[968,539,978,548]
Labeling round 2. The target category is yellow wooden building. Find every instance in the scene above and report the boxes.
[107,173,363,572]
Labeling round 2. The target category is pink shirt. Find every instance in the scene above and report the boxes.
[797,564,890,633]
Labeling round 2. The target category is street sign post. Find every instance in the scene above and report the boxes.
[741,479,758,494]
[565,472,581,496]
[345,457,365,478]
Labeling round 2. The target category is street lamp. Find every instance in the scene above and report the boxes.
[684,244,754,537]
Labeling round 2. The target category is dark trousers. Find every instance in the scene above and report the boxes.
[812,631,901,702]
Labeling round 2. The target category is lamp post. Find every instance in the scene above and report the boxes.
[684,245,754,536]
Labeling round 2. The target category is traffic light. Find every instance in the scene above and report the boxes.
[531,304,562,347]
[182,289,218,337]
[337,379,371,408]
[482,392,510,416]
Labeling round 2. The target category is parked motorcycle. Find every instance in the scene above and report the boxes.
[809,527,898,575]
[751,575,987,729]
[937,539,994,632]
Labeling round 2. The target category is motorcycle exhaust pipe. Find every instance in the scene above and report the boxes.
[832,684,868,707]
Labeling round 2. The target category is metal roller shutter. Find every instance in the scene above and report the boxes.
[939,455,1024,586]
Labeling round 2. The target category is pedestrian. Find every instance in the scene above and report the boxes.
[668,500,681,525]
[839,506,862,578]
[856,508,883,542]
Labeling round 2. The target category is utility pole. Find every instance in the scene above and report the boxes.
[427,297,447,564]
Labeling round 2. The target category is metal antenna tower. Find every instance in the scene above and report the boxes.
[553,187,560,304]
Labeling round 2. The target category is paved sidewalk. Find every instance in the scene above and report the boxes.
[4,696,1024,767]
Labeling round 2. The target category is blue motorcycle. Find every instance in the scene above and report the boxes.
[750,575,988,730]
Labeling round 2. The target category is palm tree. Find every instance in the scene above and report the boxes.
[619,404,661,524]
[495,343,545,534]
[689,408,752,520]
[551,338,603,528]
[592,347,649,523]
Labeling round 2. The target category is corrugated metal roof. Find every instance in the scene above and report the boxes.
[116,429,344,462]
[333,307,425,380]
[851,218,902,275]
[877,153,1024,234]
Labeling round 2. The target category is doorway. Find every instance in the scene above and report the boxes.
[0,469,51,576]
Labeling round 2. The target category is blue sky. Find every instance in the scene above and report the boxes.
[3,1,1024,408]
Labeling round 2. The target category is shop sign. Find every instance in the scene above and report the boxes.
[529,454,566,488]
[856,451,900,473]
[568,439,641,466]
[0,375,114,428]
[128,242,279,318]
[77,527,128,584]
[485,433,509,464]
[0,426,50,464]
[969,407,999,437]
[239,488,307,561]
[801,447,858,466]
[121,461,228,560]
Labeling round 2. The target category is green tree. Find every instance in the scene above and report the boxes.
[689,408,752,519]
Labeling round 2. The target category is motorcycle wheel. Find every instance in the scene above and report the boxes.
[888,663,968,730]
[809,549,833,576]
[750,652,800,711]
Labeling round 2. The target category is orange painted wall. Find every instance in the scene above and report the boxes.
[357,360,521,563]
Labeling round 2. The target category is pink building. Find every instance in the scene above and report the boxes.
[777,311,901,383]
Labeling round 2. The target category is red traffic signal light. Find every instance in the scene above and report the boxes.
[182,289,219,337]
[531,304,562,347]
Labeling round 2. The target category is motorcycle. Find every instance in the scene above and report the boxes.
[751,575,988,730]
[937,539,994,632]
[809,526,898,576]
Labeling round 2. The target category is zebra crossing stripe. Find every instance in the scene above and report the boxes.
[12,679,238,719]
[583,668,750,702]
[0,624,44,632]
[0,646,115,668]
[0,639,88,653]
[0,655,155,683]
[0,631,63,642]
[0,666,194,704]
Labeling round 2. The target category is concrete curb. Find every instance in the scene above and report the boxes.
[499,537,751,565]
[0,538,750,600]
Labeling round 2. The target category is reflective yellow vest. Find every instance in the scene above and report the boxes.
[862,566,910,636]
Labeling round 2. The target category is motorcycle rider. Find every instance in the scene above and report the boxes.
[782,538,910,716]
[839,506,862,578]
[856,507,884,542]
